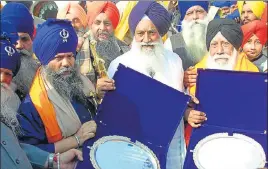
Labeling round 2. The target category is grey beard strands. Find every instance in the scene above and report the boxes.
[44,65,87,104]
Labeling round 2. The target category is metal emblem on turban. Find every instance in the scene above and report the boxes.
[192,133,266,169]
[5,46,16,56]
[60,29,69,42]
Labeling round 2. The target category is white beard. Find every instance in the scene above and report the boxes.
[130,38,166,77]
[1,83,22,136]
[181,16,209,63]
[206,49,238,70]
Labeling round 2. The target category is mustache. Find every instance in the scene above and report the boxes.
[138,42,160,46]
[97,30,110,36]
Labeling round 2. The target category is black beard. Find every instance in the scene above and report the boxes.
[95,36,121,68]
[44,65,87,103]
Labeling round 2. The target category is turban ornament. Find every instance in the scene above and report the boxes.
[241,20,267,47]
[206,19,243,50]
[33,19,78,65]
[0,40,21,77]
[86,1,120,29]
[129,1,171,37]
[1,2,34,39]
[178,1,209,21]
[57,2,88,29]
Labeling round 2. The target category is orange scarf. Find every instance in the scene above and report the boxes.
[185,52,259,146]
[29,68,63,143]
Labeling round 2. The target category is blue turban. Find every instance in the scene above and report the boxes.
[1,3,34,39]
[211,1,232,8]
[0,20,19,45]
[129,1,171,37]
[33,19,78,66]
[226,9,240,20]
[178,1,209,21]
[0,40,21,77]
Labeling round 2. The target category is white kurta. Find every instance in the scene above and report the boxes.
[108,48,186,169]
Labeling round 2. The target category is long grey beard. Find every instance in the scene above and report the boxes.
[95,36,121,68]
[44,65,87,104]
[0,84,22,136]
[12,51,40,95]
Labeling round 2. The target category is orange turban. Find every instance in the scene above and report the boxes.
[241,20,267,47]
[57,2,88,29]
[86,1,120,29]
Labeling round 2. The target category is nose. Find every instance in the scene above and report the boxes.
[250,43,255,50]
[192,11,198,20]
[216,45,224,55]
[99,22,105,31]
[61,57,71,68]
[142,32,151,43]
[15,39,24,50]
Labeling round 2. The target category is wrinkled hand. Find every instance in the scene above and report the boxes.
[59,149,83,169]
[75,121,97,145]
[183,66,197,88]
[96,77,115,98]
[184,108,207,128]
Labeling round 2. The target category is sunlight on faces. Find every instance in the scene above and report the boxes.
[207,32,238,70]
[65,15,84,31]
[15,32,33,52]
[0,68,13,85]
[182,13,209,62]
[242,34,263,61]
[91,13,114,41]
[241,3,258,25]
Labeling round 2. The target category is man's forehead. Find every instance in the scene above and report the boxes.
[186,5,206,13]
[136,19,158,31]
[18,32,30,37]
[55,52,74,56]
[211,32,229,42]
[95,12,111,22]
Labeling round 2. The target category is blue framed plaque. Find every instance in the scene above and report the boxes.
[76,64,190,169]
[183,69,267,169]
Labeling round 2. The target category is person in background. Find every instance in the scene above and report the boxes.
[211,1,233,18]
[165,1,210,71]
[237,1,266,25]
[241,20,267,72]
[1,39,83,169]
[18,19,97,154]
[1,2,40,100]
[57,2,91,76]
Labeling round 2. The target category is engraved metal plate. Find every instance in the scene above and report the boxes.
[89,136,161,169]
[193,133,266,169]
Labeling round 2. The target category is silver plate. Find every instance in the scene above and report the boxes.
[89,135,161,169]
[193,133,266,169]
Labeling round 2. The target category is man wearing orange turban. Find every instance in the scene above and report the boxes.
[241,20,267,72]
[85,1,129,103]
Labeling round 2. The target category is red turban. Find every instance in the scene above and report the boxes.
[261,5,267,24]
[57,2,88,29]
[86,1,120,29]
[241,20,267,47]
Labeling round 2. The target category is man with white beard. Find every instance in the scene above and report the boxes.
[0,40,84,169]
[184,19,259,147]
[164,1,210,71]
[1,2,40,100]
[108,2,204,169]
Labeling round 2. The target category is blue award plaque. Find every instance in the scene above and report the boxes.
[76,64,190,169]
[183,69,267,169]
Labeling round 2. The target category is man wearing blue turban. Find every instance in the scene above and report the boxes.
[17,19,98,154]
[1,39,84,169]
[2,2,40,100]
[108,2,202,169]
[164,1,209,71]
[211,1,233,18]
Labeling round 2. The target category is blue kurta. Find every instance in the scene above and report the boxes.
[17,94,92,153]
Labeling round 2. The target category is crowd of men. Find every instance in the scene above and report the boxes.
[0,1,267,169]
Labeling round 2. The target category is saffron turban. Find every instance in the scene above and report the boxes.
[237,1,265,19]
[1,2,34,39]
[86,1,120,29]
[57,2,88,29]
[206,19,243,50]
[129,1,171,37]
[33,19,78,66]
[0,20,19,45]
[241,20,267,47]
[0,40,21,77]
[178,1,209,21]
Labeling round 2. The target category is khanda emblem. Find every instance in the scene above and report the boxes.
[60,29,69,42]
[4,46,15,56]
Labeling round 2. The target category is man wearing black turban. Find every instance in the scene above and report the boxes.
[187,19,259,96]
